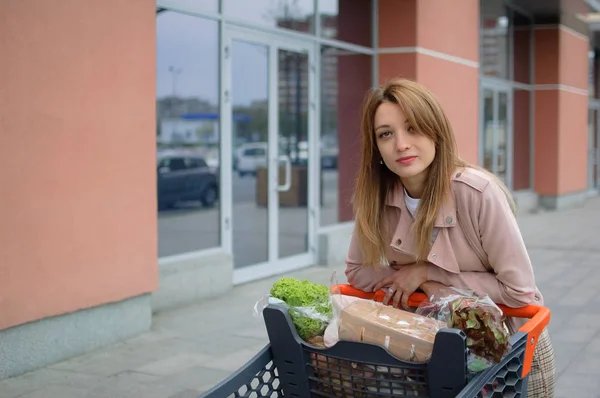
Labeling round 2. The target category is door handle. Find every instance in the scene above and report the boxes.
[277,155,292,192]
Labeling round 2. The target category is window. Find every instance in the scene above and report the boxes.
[156,10,220,257]
[480,0,510,79]
[319,46,372,225]
[318,0,373,47]
[243,148,266,157]
[223,0,314,34]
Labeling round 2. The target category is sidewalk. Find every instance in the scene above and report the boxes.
[2,197,600,398]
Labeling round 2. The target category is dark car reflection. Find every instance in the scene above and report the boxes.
[157,153,219,211]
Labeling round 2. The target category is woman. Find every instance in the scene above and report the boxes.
[345,78,555,397]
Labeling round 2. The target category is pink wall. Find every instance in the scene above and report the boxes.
[377,0,480,163]
[417,55,479,164]
[533,27,589,196]
[0,0,158,330]
[417,0,479,62]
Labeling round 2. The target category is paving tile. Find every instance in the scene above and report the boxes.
[0,368,101,398]
[167,390,203,398]
[83,371,186,398]
[134,353,213,377]
[556,372,600,392]
[550,326,599,344]
[48,350,151,377]
[551,342,586,377]
[159,364,232,391]
[560,286,598,307]
[586,337,600,354]
[202,348,265,372]
[18,384,90,398]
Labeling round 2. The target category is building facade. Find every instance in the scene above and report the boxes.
[1,0,599,380]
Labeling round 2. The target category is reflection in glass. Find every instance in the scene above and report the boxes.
[590,110,600,189]
[482,89,494,173]
[223,0,314,34]
[231,40,269,268]
[278,49,309,259]
[320,46,371,225]
[156,11,220,257]
[156,0,219,14]
[512,10,531,84]
[497,91,508,184]
[318,0,372,47]
[512,89,531,190]
[480,0,509,79]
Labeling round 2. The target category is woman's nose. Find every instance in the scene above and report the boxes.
[395,136,410,152]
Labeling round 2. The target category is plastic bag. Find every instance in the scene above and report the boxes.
[253,277,333,341]
[415,287,511,373]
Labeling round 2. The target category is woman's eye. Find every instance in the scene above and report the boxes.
[378,131,391,138]
[407,126,415,132]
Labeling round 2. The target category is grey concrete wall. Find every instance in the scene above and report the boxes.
[317,222,354,267]
[0,294,151,381]
[152,250,233,313]
[539,190,589,210]
[512,190,539,216]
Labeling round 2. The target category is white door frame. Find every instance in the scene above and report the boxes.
[221,26,318,285]
[589,101,600,191]
[479,79,514,190]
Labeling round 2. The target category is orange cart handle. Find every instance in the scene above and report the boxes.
[332,284,550,378]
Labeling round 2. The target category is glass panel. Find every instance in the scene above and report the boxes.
[480,0,509,79]
[596,113,600,188]
[320,46,371,225]
[592,110,600,189]
[512,89,531,190]
[231,40,269,268]
[156,0,218,14]
[589,109,595,189]
[589,49,596,99]
[318,0,372,47]
[156,11,220,257]
[278,49,309,258]
[497,91,509,185]
[223,0,314,34]
[482,89,495,173]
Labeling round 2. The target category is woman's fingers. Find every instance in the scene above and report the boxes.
[392,289,402,308]
[382,286,395,306]
[401,291,410,310]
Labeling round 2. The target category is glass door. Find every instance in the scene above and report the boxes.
[222,26,317,284]
[481,83,512,188]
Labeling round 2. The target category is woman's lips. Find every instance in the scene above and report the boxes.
[396,156,417,165]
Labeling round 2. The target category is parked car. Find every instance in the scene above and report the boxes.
[157,153,219,210]
[234,142,268,177]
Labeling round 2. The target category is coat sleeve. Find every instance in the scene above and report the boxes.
[427,181,537,307]
[345,227,395,292]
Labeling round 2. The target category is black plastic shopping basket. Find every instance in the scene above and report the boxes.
[199,284,550,398]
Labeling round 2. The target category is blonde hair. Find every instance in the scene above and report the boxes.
[352,78,515,266]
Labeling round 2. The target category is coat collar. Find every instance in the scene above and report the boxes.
[385,181,457,228]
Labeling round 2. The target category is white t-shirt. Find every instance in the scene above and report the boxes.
[404,188,420,217]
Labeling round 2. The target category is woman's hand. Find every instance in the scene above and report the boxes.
[373,263,430,309]
[420,281,454,301]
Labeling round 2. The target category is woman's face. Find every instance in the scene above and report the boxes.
[374,102,436,195]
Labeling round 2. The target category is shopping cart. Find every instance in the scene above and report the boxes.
[199,284,550,398]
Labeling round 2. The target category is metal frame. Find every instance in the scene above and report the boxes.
[478,1,535,192]
[156,0,379,270]
[589,100,600,190]
[156,0,375,56]
[480,79,515,190]
[221,26,317,284]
